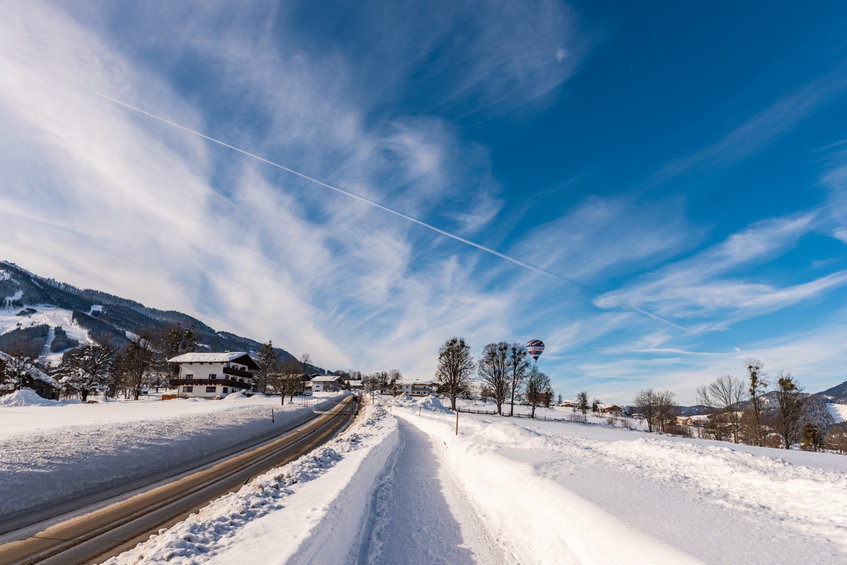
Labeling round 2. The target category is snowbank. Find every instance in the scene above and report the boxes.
[107,400,399,564]
[0,395,344,520]
[393,396,847,564]
[0,388,57,407]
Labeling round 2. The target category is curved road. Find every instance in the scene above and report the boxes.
[0,395,357,565]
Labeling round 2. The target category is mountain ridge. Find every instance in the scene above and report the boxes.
[0,261,322,372]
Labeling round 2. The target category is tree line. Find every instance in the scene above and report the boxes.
[434,337,553,417]
[635,359,838,452]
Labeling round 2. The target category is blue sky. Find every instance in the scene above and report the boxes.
[3,1,847,403]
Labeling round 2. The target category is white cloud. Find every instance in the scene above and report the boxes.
[594,212,833,319]
[511,196,696,283]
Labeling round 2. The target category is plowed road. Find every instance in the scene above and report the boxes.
[0,395,356,565]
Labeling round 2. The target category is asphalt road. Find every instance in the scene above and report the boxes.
[0,395,357,565]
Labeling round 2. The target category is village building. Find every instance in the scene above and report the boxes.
[396,379,435,397]
[0,351,59,400]
[346,379,364,391]
[168,352,258,399]
[310,375,344,393]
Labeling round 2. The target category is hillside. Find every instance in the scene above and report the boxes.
[0,261,318,371]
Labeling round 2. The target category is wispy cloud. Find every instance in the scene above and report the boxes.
[645,69,847,188]
[511,196,697,283]
[594,212,838,320]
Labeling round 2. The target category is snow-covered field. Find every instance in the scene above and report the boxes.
[828,402,847,423]
[5,392,847,564]
[97,394,847,564]
[0,391,343,520]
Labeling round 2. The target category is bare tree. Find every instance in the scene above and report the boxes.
[576,392,589,416]
[773,371,805,449]
[655,390,678,433]
[55,343,115,401]
[525,365,551,418]
[478,342,510,415]
[697,374,745,443]
[634,389,658,432]
[507,343,530,416]
[388,369,403,396]
[746,360,768,446]
[115,336,153,400]
[435,337,474,411]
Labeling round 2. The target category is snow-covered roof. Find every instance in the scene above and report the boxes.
[311,375,343,382]
[0,351,58,387]
[397,379,433,385]
[168,352,259,369]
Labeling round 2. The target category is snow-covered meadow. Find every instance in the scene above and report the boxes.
[96,394,847,565]
[4,391,847,564]
[0,391,343,521]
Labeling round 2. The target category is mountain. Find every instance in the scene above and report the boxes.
[0,261,322,372]
[816,380,847,403]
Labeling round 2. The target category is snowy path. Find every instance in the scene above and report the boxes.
[357,416,506,565]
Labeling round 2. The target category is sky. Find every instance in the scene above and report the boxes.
[2,1,847,404]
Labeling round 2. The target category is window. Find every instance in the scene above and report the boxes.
[223,387,229,394]
[206,386,216,393]
[209,374,217,379]
[184,386,193,393]
[185,374,193,379]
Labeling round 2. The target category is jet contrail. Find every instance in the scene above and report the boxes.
[98,93,693,334]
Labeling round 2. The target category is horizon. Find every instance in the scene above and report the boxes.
[3,1,847,404]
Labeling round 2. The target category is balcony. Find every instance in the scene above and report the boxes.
[170,378,252,390]
[223,366,253,378]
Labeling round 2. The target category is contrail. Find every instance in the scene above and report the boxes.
[98,93,693,334]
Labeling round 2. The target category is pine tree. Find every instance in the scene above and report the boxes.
[801,422,823,452]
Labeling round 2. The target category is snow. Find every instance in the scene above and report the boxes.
[389,395,847,564]
[0,393,345,520]
[0,388,58,407]
[106,400,398,565]
[0,269,10,281]
[828,402,847,423]
[88,304,103,315]
[168,352,255,364]
[0,304,92,365]
[3,290,23,303]
[14,392,847,564]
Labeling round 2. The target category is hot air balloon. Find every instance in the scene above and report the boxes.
[526,339,545,362]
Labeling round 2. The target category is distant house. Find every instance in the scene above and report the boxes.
[396,379,435,397]
[168,352,258,399]
[602,405,623,416]
[0,351,59,400]
[346,379,364,391]
[310,375,344,393]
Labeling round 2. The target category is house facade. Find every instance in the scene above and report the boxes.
[310,375,344,393]
[396,379,435,397]
[168,352,258,399]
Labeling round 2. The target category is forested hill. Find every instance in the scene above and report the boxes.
[0,260,319,371]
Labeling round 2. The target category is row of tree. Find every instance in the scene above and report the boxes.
[632,360,832,452]
[434,337,553,417]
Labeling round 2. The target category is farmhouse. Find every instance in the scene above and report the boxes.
[310,375,344,393]
[168,352,258,399]
[396,379,435,397]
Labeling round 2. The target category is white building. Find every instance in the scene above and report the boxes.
[396,379,435,396]
[310,375,344,393]
[168,352,258,399]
